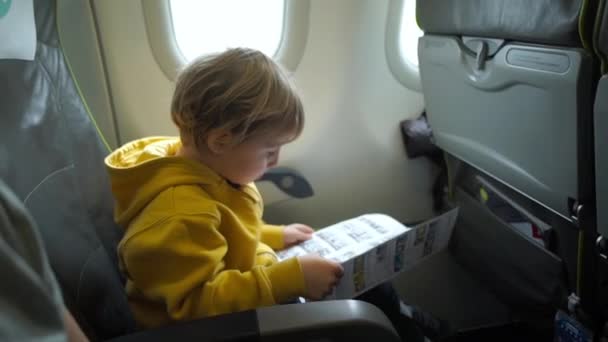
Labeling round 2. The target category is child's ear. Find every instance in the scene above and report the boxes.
[206,129,234,154]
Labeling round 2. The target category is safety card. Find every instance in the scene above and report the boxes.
[277,207,459,299]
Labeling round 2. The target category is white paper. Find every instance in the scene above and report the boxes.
[0,0,36,60]
[278,207,459,299]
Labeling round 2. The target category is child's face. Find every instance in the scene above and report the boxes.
[215,134,288,185]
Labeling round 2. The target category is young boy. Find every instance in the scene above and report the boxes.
[105,48,343,329]
[105,48,445,341]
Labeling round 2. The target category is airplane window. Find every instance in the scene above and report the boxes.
[398,0,423,67]
[169,0,285,61]
[385,0,423,91]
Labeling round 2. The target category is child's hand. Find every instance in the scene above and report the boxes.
[297,254,344,300]
[283,224,314,247]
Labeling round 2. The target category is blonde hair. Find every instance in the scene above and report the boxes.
[171,48,304,149]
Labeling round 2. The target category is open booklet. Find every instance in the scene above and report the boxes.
[277,207,459,299]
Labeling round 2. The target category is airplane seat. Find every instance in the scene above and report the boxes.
[593,2,608,321]
[0,0,400,341]
[595,2,608,244]
[417,0,597,319]
[0,0,136,339]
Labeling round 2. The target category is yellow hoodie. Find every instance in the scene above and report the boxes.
[105,137,306,328]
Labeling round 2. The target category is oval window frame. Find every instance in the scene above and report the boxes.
[385,0,422,92]
[141,0,310,81]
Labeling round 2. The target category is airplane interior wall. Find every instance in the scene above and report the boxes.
[91,0,435,227]
[264,0,432,227]
[68,0,515,330]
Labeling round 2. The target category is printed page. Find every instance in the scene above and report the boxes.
[277,207,459,300]
[397,207,459,273]
[277,214,408,262]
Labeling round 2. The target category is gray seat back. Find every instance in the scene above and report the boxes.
[595,79,608,237]
[417,0,594,219]
[416,0,597,313]
[0,0,136,339]
[419,35,593,218]
[595,7,608,239]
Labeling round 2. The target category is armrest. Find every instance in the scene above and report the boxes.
[106,309,258,342]
[257,300,400,342]
[106,300,400,342]
[257,167,314,199]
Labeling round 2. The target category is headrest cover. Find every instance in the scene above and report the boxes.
[0,0,36,60]
[417,0,583,47]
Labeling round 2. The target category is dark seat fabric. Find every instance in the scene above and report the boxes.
[596,2,608,72]
[0,0,135,340]
[417,0,585,47]
[595,8,608,241]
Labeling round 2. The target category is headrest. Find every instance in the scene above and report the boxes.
[417,0,585,47]
[0,0,36,60]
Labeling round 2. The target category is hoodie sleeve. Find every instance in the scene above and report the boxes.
[121,214,306,321]
[260,224,285,250]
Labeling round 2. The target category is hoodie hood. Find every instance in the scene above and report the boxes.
[105,137,223,227]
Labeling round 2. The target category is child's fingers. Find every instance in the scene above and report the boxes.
[298,229,313,240]
[293,232,312,243]
[300,233,312,241]
[334,264,344,277]
[296,225,314,234]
